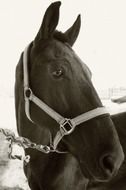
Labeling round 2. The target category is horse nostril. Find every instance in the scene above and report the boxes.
[100,155,115,175]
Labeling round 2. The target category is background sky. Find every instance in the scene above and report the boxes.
[0,0,126,96]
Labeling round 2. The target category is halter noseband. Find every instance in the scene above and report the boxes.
[23,44,110,152]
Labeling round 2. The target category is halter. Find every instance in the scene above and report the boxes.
[23,44,110,153]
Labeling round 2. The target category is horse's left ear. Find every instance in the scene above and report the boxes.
[64,15,81,46]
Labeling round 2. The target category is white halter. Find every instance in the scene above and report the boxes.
[23,44,110,152]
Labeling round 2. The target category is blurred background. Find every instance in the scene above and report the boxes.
[0,0,126,189]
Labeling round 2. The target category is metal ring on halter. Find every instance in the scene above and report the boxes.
[24,87,33,100]
[42,145,51,154]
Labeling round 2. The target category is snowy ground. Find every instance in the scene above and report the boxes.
[0,96,126,190]
[0,96,30,190]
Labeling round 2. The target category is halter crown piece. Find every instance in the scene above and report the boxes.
[23,44,110,153]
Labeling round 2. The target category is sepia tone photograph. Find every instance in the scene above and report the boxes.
[0,0,126,189]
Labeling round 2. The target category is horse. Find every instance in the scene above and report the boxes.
[15,1,124,190]
[87,111,126,190]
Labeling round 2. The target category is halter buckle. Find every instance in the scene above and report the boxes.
[60,119,75,135]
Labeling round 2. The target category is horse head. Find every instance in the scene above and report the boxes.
[15,1,124,183]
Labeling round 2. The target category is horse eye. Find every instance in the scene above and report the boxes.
[52,68,63,78]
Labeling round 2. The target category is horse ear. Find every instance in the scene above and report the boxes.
[35,1,61,41]
[64,15,81,46]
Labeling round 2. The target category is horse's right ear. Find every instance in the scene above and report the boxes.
[35,1,61,42]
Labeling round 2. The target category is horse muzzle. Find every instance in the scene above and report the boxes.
[79,143,124,182]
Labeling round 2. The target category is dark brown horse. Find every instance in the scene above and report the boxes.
[15,2,124,190]
[87,111,126,190]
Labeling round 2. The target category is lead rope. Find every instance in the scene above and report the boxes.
[0,128,61,165]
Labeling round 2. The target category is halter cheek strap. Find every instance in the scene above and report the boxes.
[23,44,110,152]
